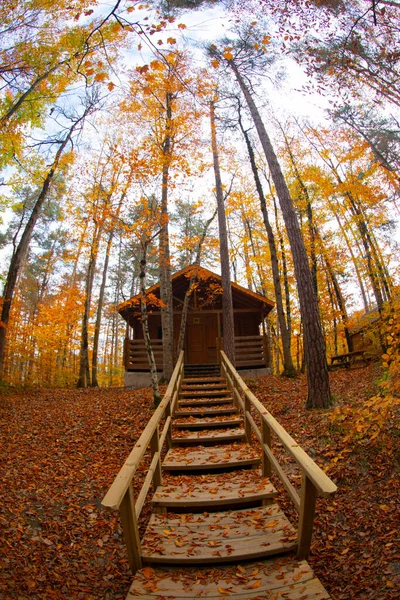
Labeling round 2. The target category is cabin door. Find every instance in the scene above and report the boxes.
[187,324,207,364]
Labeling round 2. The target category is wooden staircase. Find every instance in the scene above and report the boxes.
[102,353,336,599]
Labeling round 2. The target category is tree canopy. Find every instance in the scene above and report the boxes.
[0,0,398,409]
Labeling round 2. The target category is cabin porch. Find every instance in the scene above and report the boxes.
[118,265,274,388]
[123,332,271,388]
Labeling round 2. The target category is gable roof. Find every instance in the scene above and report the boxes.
[349,308,380,335]
[118,264,274,318]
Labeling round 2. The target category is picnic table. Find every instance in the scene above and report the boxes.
[330,350,371,369]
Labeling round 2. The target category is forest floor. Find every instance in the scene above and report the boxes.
[0,364,399,600]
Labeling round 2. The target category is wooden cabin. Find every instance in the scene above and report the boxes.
[118,265,274,388]
[349,308,381,355]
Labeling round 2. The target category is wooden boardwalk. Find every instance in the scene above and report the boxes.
[102,353,337,599]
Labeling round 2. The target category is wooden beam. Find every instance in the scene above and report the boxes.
[297,474,318,559]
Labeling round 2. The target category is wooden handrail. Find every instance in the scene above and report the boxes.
[101,352,184,572]
[221,350,337,559]
[102,351,184,510]
[221,351,336,496]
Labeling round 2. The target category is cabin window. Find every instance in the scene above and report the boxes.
[157,326,162,339]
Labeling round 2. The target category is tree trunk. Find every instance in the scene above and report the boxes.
[91,190,126,387]
[177,210,217,357]
[320,240,353,353]
[230,62,331,407]
[241,214,253,290]
[210,100,235,365]
[0,107,90,375]
[280,126,319,297]
[238,115,296,377]
[77,225,102,388]
[159,91,174,381]
[140,254,162,408]
[334,213,370,313]
[91,229,113,387]
[303,127,386,313]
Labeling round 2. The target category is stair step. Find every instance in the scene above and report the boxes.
[184,363,220,369]
[162,443,260,471]
[172,427,246,445]
[180,389,230,398]
[173,416,243,428]
[181,383,228,391]
[152,468,277,509]
[174,405,238,417]
[183,376,225,385]
[127,556,331,599]
[184,369,221,377]
[178,397,233,407]
[141,505,297,564]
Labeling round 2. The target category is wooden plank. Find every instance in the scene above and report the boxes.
[130,340,163,346]
[102,352,184,511]
[239,406,301,511]
[162,443,260,471]
[127,579,331,600]
[220,352,337,498]
[234,335,263,340]
[235,350,263,358]
[174,405,238,417]
[171,427,246,444]
[180,389,230,397]
[141,505,296,564]
[173,416,243,428]
[152,469,277,508]
[178,397,233,406]
[135,452,160,519]
[235,360,265,367]
[126,556,332,599]
[182,377,225,384]
[297,474,318,559]
[180,383,227,391]
[119,486,142,573]
[127,363,162,371]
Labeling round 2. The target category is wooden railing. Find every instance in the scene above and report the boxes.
[102,351,184,572]
[124,338,163,371]
[235,334,269,368]
[221,351,337,559]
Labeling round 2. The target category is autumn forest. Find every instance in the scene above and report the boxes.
[1,1,400,598]
[0,0,398,395]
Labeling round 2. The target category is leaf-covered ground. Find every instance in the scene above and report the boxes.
[0,365,399,599]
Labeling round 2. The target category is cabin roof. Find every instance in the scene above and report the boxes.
[349,308,380,335]
[118,264,274,322]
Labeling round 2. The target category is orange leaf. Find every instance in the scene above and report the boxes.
[142,567,155,579]
[249,580,261,589]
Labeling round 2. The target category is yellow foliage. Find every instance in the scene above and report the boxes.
[330,290,400,445]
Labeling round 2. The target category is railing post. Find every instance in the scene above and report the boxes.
[244,392,252,445]
[123,337,130,369]
[261,420,272,478]
[297,473,318,559]
[262,334,270,369]
[119,486,142,573]
[165,401,173,449]
[219,337,224,363]
[150,427,162,490]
